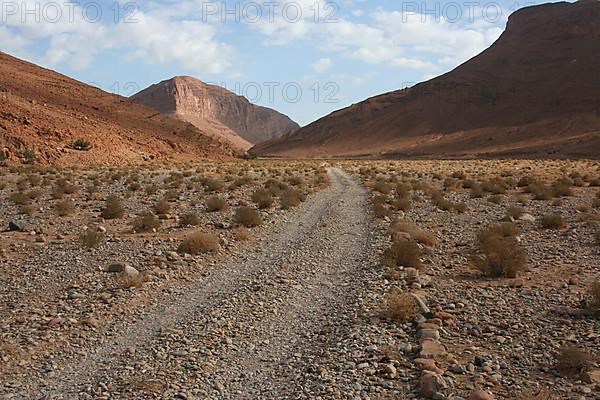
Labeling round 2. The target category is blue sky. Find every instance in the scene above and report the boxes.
[1,0,552,125]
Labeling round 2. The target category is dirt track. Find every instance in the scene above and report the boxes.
[25,167,375,399]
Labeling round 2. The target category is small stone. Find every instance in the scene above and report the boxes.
[420,373,447,398]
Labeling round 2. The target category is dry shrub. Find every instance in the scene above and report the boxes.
[540,213,564,229]
[585,279,600,315]
[507,205,525,219]
[382,239,423,269]
[101,195,125,219]
[10,192,29,205]
[389,221,436,246]
[373,203,392,218]
[528,184,552,200]
[55,199,75,216]
[145,184,158,195]
[431,191,453,211]
[472,224,526,278]
[453,202,467,213]
[202,177,224,192]
[234,227,252,242]
[154,199,171,215]
[205,196,228,212]
[393,197,411,211]
[19,204,36,215]
[251,189,274,209]
[487,194,503,204]
[27,189,43,199]
[516,389,556,400]
[235,207,262,227]
[78,228,105,248]
[384,290,419,322]
[178,231,220,255]
[551,179,573,197]
[555,346,590,376]
[373,179,392,194]
[133,212,161,232]
[395,182,412,198]
[179,212,200,226]
[118,272,146,289]
[280,189,303,209]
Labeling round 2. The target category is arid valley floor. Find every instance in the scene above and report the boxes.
[0,159,599,400]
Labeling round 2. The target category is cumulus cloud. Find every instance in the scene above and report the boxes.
[1,0,233,74]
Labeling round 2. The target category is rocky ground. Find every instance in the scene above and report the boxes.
[0,159,599,400]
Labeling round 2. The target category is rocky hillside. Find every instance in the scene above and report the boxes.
[0,52,235,165]
[253,1,600,159]
[132,77,299,151]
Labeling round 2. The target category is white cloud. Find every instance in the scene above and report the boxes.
[312,58,333,72]
[1,0,234,74]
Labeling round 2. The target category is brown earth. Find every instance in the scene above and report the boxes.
[0,52,237,166]
[253,1,600,159]
[132,76,299,151]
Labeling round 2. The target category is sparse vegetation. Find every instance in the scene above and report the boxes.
[55,199,75,216]
[178,231,220,255]
[383,290,418,322]
[78,228,105,248]
[235,207,262,227]
[540,213,564,229]
[555,346,590,376]
[101,195,125,219]
[205,196,229,212]
[382,239,423,269]
[179,212,200,226]
[132,212,161,232]
[472,223,526,277]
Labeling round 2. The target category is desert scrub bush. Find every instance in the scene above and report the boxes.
[280,188,303,209]
[389,221,436,246]
[78,228,105,248]
[487,194,503,204]
[470,183,484,198]
[72,139,92,150]
[506,205,525,220]
[118,273,146,289]
[382,239,423,269]
[56,179,78,194]
[451,170,466,180]
[287,176,304,186]
[132,212,161,233]
[10,192,29,205]
[18,204,36,215]
[395,182,412,198]
[472,223,526,278]
[55,199,75,216]
[584,279,600,316]
[540,213,564,229]
[202,177,224,192]
[101,195,125,219]
[527,183,552,200]
[392,197,411,211]
[179,212,200,226]
[555,346,590,376]
[383,290,419,322]
[373,179,392,194]
[235,207,262,227]
[154,199,171,215]
[234,227,252,241]
[515,389,555,400]
[145,184,159,195]
[178,231,220,255]
[453,202,468,213]
[205,196,229,212]
[431,191,453,211]
[251,189,274,209]
[551,179,573,197]
[373,202,391,218]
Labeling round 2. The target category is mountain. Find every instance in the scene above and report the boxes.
[132,76,299,151]
[253,1,600,159]
[0,52,236,165]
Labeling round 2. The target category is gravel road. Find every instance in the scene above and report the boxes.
[28,167,377,399]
